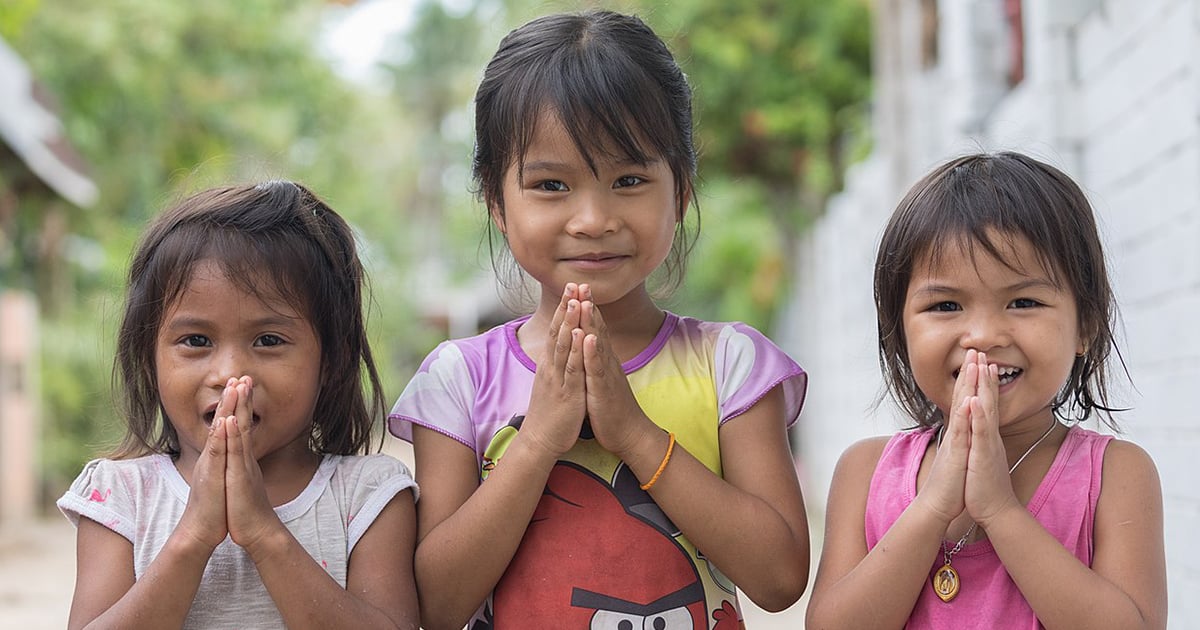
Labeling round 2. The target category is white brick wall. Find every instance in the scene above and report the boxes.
[784,1,1199,625]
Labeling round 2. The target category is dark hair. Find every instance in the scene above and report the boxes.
[873,152,1124,430]
[113,181,384,458]
[472,9,698,295]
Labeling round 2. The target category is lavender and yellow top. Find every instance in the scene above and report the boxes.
[388,312,806,629]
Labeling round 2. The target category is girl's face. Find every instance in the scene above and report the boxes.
[901,231,1084,431]
[491,111,680,308]
[155,259,322,472]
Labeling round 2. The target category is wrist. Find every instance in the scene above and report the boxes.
[240,523,292,565]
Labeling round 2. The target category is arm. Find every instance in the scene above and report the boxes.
[220,381,417,630]
[410,426,562,629]
[981,440,1166,630]
[408,286,589,629]
[68,409,235,630]
[609,385,810,611]
[804,438,949,630]
[244,490,421,630]
[67,516,214,630]
[806,354,982,629]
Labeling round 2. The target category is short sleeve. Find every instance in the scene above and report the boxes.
[387,340,478,447]
[339,454,419,553]
[714,323,807,427]
[56,458,139,542]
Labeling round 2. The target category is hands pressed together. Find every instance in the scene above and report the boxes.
[920,349,1032,533]
[177,376,283,560]
[522,282,656,462]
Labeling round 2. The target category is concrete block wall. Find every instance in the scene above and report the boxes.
[783,0,1199,625]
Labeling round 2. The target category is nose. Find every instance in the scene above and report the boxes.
[206,346,249,389]
[565,192,618,237]
[960,309,1012,353]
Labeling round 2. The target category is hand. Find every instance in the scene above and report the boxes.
[914,350,976,526]
[577,284,654,458]
[963,352,1022,528]
[521,283,588,458]
[175,379,235,553]
[220,377,284,556]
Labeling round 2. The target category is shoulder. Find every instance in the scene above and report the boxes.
[63,455,163,494]
[56,455,167,540]
[1098,436,1161,490]
[330,454,418,501]
[835,435,894,476]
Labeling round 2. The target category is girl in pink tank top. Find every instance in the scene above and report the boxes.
[806,152,1166,629]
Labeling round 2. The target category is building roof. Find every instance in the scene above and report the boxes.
[0,36,97,207]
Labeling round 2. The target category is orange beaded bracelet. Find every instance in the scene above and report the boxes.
[640,432,676,491]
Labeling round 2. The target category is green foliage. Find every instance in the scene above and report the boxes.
[4,0,432,498]
[646,0,872,327]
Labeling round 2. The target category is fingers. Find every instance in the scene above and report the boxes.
[548,283,580,344]
[950,349,978,420]
[973,352,999,436]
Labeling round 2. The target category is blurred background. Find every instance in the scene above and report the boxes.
[0,0,1195,628]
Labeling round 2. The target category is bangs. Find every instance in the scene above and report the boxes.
[146,223,316,322]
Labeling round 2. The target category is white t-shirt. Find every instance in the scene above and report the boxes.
[58,453,416,629]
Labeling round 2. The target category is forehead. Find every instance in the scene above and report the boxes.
[912,230,1056,282]
[167,259,299,317]
[518,108,656,168]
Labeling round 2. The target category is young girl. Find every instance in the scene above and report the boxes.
[57,181,419,629]
[388,10,810,629]
[806,152,1167,629]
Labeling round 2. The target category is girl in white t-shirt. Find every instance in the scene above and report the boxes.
[58,181,419,629]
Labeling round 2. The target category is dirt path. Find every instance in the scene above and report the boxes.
[0,517,76,629]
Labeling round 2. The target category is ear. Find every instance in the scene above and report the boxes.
[489,201,507,234]
[676,186,692,223]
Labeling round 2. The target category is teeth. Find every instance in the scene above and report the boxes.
[996,366,1022,384]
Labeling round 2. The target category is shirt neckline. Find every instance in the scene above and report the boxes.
[156,453,338,522]
[503,311,680,374]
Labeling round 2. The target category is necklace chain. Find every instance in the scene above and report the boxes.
[937,419,1058,564]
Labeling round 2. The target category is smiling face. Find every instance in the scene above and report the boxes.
[155,259,322,473]
[491,111,680,311]
[901,231,1084,431]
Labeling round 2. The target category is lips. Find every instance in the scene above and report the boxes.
[202,406,260,427]
[952,364,1023,386]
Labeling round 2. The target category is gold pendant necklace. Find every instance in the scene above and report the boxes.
[931,419,1057,603]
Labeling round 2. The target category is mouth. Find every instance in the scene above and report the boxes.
[203,409,261,427]
[953,365,1024,386]
[563,252,628,263]
[997,366,1023,386]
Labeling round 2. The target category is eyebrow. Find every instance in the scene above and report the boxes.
[521,156,659,174]
[910,278,1059,297]
[161,314,302,331]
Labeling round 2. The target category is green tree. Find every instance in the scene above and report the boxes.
[3,0,438,496]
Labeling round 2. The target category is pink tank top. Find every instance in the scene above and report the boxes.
[865,425,1111,629]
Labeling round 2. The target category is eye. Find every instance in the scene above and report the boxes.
[182,334,211,348]
[255,334,285,347]
[536,179,569,192]
[614,175,645,188]
[1009,298,1041,309]
[928,301,961,313]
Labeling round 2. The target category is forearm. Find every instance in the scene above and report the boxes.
[620,429,806,611]
[414,433,559,629]
[987,507,1162,630]
[248,528,409,630]
[77,531,211,630]
[806,502,947,630]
